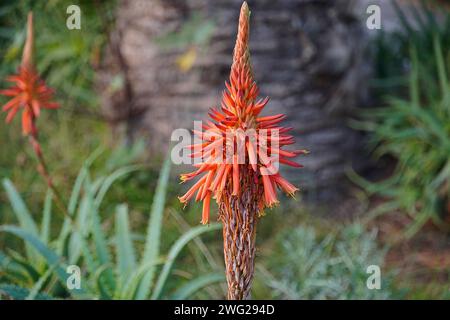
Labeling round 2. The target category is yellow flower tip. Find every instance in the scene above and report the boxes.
[267,200,279,209]
[288,190,299,199]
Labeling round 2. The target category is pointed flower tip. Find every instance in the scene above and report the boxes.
[233,1,251,65]
[21,11,34,69]
[241,2,250,16]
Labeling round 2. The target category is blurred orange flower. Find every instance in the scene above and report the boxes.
[0,12,58,136]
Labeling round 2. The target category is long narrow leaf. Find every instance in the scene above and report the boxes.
[40,190,53,245]
[171,273,225,300]
[151,223,221,299]
[115,204,136,283]
[94,165,144,209]
[26,265,55,300]
[135,155,171,299]
[0,225,85,297]
[2,179,40,264]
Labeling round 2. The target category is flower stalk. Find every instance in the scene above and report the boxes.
[1,12,68,218]
[179,1,307,299]
[219,166,261,299]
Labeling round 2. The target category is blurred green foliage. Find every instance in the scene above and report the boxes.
[1,0,448,300]
[155,12,216,72]
[373,0,450,92]
[354,2,450,236]
[0,0,116,228]
[0,0,116,108]
[255,224,402,299]
[0,151,224,299]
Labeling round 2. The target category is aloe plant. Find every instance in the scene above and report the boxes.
[353,35,450,237]
[0,151,223,299]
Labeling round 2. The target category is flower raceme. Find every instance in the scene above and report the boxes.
[0,13,59,136]
[0,12,68,217]
[179,2,307,224]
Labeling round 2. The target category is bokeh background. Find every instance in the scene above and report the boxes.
[0,0,449,299]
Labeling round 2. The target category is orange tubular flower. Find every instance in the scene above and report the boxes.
[179,2,307,300]
[0,12,68,217]
[1,12,59,136]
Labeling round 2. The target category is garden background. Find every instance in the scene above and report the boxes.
[0,0,449,299]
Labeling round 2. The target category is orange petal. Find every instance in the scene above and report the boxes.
[218,165,231,194]
[200,170,215,200]
[210,164,226,192]
[201,192,211,225]
[195,184,205,202]
[21,108,32,135]
[0,88,20,96]
[247,140,257,172]
[273,174,298,196]
[232,156,240,195]
[257,114,285,122]
[279,157,303,168]
[178,174,207,204]
[260,167,278,207]
[2,95,22,112]
[31,100,40,117]
[5,106,20,123]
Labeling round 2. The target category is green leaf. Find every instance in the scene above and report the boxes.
[2,179,38,235]
[433,34,449,101]
[92,264,113,299]
[40,191,53,245]
[151,223,221,300]
[2,179,40,264]
[90,199,115,293]
[3,249,40,283]
[0,251,29,283]
[115,204,136,283]
[0,225,85,297]
[26,266,55,300]
[0,284,54,300]
[94,165,143,209]
[119,259,165,299]
[68,192,92,264]
[57,148,103,257]
[135,155,171,300]
[171,273,225,300]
